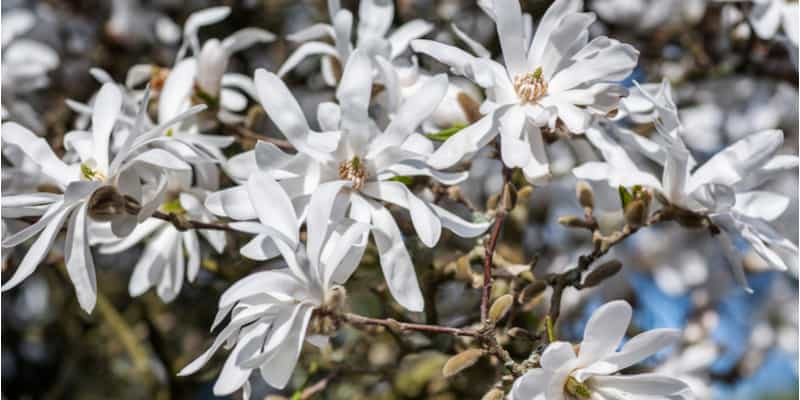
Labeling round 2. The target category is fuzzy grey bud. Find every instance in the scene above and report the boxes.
[582,260,623,288]
[576,181,594,209]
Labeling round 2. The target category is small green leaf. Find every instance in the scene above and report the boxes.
[160,198,185,214]
[426,124,465,141]
[618,185,633,209]
[389,175,414,185]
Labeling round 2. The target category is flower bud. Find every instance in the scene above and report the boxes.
[558,215,586,228]
[488,294,514,323]
[442,349,483,377]
[518,280,547,304]
[576,181,594,209]
[481,388,505,400]
[501,183,517,211]
[582,260,622,288]
[87,186,127,222]
[623,199,647,228]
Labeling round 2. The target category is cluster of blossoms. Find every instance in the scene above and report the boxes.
[1,0,797,398]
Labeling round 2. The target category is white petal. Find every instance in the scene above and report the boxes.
[247,172,299,246]
[492,0,527,76]
[258,305,314,389]
[510,368,549,400]
[370,203,424,312]
[602,328,681,372]
[158,59,197,122]
[427,110,501,169]
[206,186,257,220]
[336,50,373,151]
[222,28,275,54]
[688,129,783,191]
[1,122,75,186]
[430,203,492,238]
[240,234,281,261]
[382,74,449,150]
[306,180,351,266]
[733,191,790,221]
[388,19,433,59]
[64,203,98,313]
[1,205,74,291]
[540,341,578,371]
[591,374,691,397]
[357,0,394,42]
[578,300,631,366]
[276,41,338,77]
[362,181,442,247]
[499,106,530,168]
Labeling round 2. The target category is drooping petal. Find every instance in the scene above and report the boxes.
[601,328,681,372]
[590,374,691,398]
[688,129,783,191]
[258,304,315,389]
[205,186,257,220]
[1,204,75,292]
[733,191,790,221]
[362,181,442,247]
[369,202,424,311]
[276,41,338,77]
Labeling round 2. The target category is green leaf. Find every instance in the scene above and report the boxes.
[426,124,465,141]
[389,175,414,185]
[618,185,633,209]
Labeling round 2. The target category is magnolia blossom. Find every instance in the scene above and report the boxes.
[1,8,60,134]
[178,188,370,397]
[575,80,799,288]
[410,0,638,183]
[125,7,274,125]
[208,50,490,311]
[93,182,226,302]
[277,0,432,85]
[511,300,691,400]
[747,0,799,46]
[1,83,198,312]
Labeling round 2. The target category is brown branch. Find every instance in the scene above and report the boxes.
[150,210,236,232]
[481,167,513,322]
[223,123,294,150]
[339,312,478,337]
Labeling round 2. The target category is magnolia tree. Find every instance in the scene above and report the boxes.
[1,0,798,399]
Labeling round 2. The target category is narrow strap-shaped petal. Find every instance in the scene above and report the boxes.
[91,83,123,174]
[64,203,98,313]
[1,122,75,186]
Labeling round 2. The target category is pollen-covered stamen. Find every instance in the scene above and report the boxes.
[339,156,368,191]
[513,67,548,103]
[80,163,106,182]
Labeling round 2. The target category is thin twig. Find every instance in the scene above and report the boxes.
[339,312,478,337]
[224,123,294,150]
[481,167,513,322]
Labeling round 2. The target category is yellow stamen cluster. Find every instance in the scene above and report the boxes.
[80,163,106,182]
[513,67,548,103]
[339,156,368,191]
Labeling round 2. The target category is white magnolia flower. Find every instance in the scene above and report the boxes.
[1,8,60,134]
[277,0,432,86]
[411,0,638,183]
[591,0,707,32]
[177,188,370,397]
[747,0,799,46]
[125,7,274,125]
[94,184,226,302]
[575,80,799,288]
[511,300,691,400]
[1,83,199,312]
[208,50,491,311]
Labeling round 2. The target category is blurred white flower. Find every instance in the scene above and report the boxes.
[278,0,432,86]
[177,188,370,396]
[411,0,638,182]
[1,8,60,134]
[511,300,691,399]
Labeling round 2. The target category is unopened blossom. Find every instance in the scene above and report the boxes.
[207,50,491,311]
[178,188,370,397]
[411,0,639,183]
[1,83,198,312]
[574,80,799,288]
[511,300,691,399]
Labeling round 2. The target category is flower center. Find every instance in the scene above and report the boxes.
[564,375,592,399]
[513,67,548,103]
[80,162,106,182]
[339,156,368,191]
